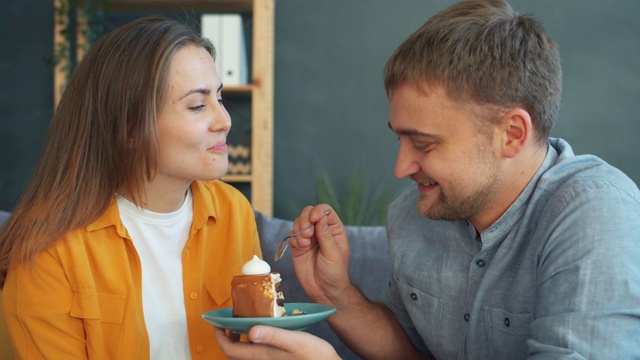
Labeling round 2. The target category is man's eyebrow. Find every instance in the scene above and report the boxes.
[387,121,442,139]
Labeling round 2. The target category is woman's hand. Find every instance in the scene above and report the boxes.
[214,325,341,360]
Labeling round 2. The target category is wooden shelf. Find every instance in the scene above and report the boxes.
[53,0,274,216]
[222,84,253,95]
[221,174,252,183]
[108,0,254,12]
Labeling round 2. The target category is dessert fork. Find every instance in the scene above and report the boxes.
[273,210,330,262]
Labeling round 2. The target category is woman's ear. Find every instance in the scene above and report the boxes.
[500,108,532,158]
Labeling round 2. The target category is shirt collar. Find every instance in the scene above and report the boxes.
[86,196,127,236]
[480,141,559,246]
[86,181,218,235]
[191,180,217,231]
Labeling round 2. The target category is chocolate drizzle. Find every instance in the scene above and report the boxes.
[231,273,286,317]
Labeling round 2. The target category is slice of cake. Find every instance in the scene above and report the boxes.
[231,255,286,318]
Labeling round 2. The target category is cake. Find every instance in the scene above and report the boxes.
[231,255,286,317]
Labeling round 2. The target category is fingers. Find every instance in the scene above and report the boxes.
[248,325,339,359]
[248,325,293,347]
[227,329,241,342]
[290,204,339,246]
[290,205,324,250]
[290,204,349,266]
[214,327,269,360]
[215,325,337,360]
[213,327,244,359]
[308,205,348,256]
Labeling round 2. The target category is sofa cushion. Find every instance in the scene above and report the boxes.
[0,211,9,228]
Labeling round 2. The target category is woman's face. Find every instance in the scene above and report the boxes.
[154,44,231,189]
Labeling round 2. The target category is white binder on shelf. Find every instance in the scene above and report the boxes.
[201,14,248,86]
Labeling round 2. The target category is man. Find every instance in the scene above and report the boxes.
[215,0,640,358]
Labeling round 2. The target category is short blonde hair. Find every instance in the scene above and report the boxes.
[384,0,562,144]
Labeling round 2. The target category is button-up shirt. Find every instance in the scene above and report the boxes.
[3,180,261,359]
[383,138,640,359]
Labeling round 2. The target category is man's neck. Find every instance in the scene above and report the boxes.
[470,143,548,233]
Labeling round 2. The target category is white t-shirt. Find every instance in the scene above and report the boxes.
[117,190,193,359]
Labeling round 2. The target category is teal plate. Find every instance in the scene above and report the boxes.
[202,303,336,334]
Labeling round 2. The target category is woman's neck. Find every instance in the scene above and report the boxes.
[118,179,192,213]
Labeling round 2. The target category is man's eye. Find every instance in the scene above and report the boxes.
[413,142,431,151]
[189,104,205,111]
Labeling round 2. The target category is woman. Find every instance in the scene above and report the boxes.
[0,16,261,358]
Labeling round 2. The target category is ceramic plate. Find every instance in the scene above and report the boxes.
[202,303,336,334]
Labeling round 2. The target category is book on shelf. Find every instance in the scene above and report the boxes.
[201,13,248,86]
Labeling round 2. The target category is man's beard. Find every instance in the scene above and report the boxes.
[415,177,499,221]
[415,153,500,221]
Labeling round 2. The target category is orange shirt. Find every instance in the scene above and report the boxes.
[2,180,262,359]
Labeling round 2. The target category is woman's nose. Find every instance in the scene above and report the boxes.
[210,101,231,132]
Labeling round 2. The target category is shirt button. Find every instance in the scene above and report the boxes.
[464,313,470,322]
[190,292,198,300]
[410,293,418,301]
[476,259,486,267]
[196,345,204,353]
[504,317,510,327]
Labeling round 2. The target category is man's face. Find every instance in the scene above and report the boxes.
[388,82,504,222]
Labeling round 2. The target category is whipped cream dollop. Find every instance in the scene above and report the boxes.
[242,255,271,275]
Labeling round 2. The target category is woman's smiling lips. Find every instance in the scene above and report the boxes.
[208,141,228,152]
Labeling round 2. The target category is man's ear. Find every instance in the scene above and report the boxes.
[500,108,532,158]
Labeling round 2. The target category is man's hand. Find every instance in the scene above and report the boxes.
[288,205,351,305]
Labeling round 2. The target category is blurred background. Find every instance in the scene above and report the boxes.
[1,0,639,223]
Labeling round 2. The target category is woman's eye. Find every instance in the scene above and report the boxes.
[218,99,224,106]
[189,104,206,112]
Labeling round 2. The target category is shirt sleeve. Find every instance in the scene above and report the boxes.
[529,181,640,358]
[3,249,89,359]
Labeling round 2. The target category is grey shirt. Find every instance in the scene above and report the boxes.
[382,138,640,359]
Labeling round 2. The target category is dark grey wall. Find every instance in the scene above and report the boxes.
[1,0,638,221]
[273,0,640,219]
[0,0,53,212]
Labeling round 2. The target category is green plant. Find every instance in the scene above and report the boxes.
[314,167,396,226]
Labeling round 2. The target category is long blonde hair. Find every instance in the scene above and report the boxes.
[0,17,215,286]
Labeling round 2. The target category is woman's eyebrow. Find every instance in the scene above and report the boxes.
[178,82,223,101]
[179,88,211,101]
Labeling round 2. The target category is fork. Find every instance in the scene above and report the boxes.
[273,209,330,262]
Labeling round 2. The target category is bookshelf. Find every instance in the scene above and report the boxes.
[53,0,274,216]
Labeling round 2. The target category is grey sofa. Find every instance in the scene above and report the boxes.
[0,211,8,228]
[0,210,390,359]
